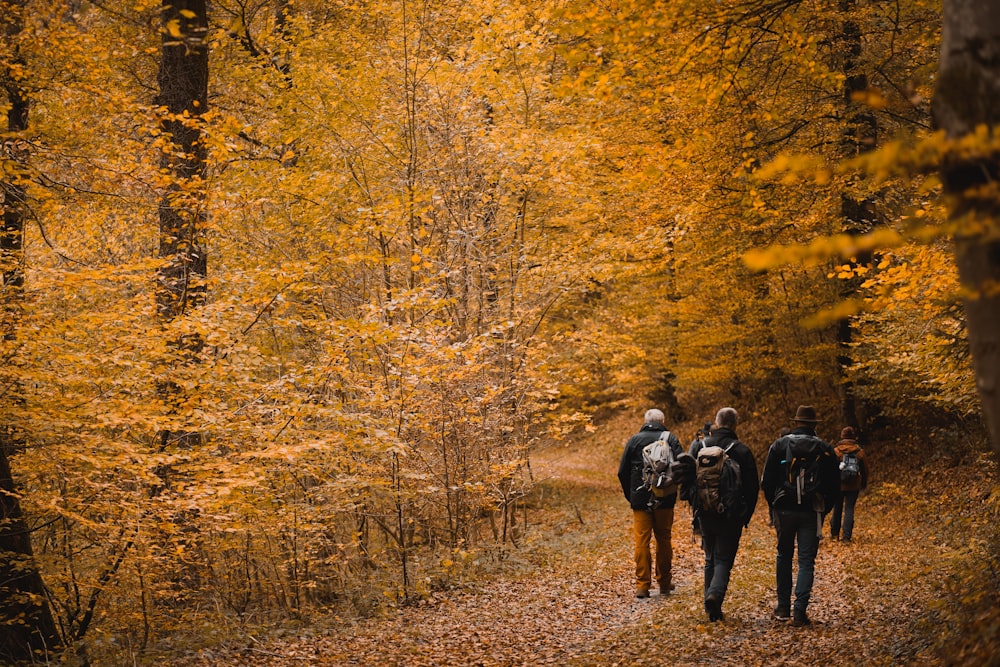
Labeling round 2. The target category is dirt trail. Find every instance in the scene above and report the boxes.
[176,422,949,666]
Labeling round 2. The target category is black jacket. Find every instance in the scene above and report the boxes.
[696,427,760,527]
[760,426,840,514]
[618,424,684,510]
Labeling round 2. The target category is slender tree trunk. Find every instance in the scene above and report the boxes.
[155,0,209,451]
[933,0,1000,453]
[0,1,62,661]
[151,0,210,600]
[836,0,879,433]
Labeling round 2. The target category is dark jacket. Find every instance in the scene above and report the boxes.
[697,427,760,527]
[760,426,840,514]
[688,436,706,458]
[834,439,868,492]
[618,424,684,510]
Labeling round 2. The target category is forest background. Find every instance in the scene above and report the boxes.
[1,0,998,665]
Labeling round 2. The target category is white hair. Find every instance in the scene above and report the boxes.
[715,407,739,429]
[644,408,665,425]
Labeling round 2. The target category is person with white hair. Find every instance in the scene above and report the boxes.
[617,408,683,598]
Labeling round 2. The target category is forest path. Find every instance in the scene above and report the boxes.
[186,415,948,666]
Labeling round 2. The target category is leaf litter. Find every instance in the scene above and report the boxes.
[162,416,996,666]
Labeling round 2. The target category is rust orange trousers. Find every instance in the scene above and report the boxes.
[632,508,674,593]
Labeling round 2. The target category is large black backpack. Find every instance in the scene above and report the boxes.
[783,435,826,510]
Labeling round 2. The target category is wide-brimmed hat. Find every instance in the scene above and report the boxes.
[791,405,821,423]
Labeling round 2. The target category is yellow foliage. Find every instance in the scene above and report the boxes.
[0,0,986,659]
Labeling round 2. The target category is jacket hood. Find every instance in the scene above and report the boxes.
[835,441,863,456]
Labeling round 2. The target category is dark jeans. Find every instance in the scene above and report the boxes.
[699,511,743,603]
[830,490,860,540]
[775,509,821,613]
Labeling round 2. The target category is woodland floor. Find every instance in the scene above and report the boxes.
[163,413,996,666]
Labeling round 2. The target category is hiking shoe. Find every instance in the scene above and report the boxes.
[705,595,724,622]
[792,611,812,627]
[635,589,650,599]
[773,605,791,621]
[658,583,675,596]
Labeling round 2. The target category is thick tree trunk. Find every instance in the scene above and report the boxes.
[933,0,1000,453]
[155,0,209,450]
[0,1,62,661]
[0,441,61,663]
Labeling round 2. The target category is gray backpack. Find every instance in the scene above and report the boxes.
[641,432,677,497]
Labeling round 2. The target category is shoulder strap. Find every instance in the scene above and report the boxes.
[783,440,796,483]
[660,431,675,461]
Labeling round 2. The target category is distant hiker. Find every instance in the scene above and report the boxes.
[618,408,684,598]
[830,426,868,543]
[688,422,715,457]
[676,407,758,622]
[760,405,840,627]
[684,422,716,538]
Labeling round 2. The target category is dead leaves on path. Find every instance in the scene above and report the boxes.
[160,435,997,666]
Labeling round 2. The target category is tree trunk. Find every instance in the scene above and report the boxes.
[155,0,209,450]
[836,0,879,433]
[0,1,62,661]
[933,0,1000,453]
[0,443,61,663]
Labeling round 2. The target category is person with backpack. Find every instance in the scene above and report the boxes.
[675,407,758,622]
[760,405,840,627]
[617,408,684,598]
[830,426,868,543]
[683,421,716,538]
[688,422,714,456]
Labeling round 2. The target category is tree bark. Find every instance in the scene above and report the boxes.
[933,0,1000,453]
[155,0,209,451]
[0,0,62,661]
[0,443,61,663]
[836,0,879,433]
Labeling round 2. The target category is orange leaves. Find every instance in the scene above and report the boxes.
[754,152,832,186]
[744,229,905,271]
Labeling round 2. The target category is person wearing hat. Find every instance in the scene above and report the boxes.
[760,405,840,627]
[688,422,715,457]
[830,426,868,542]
